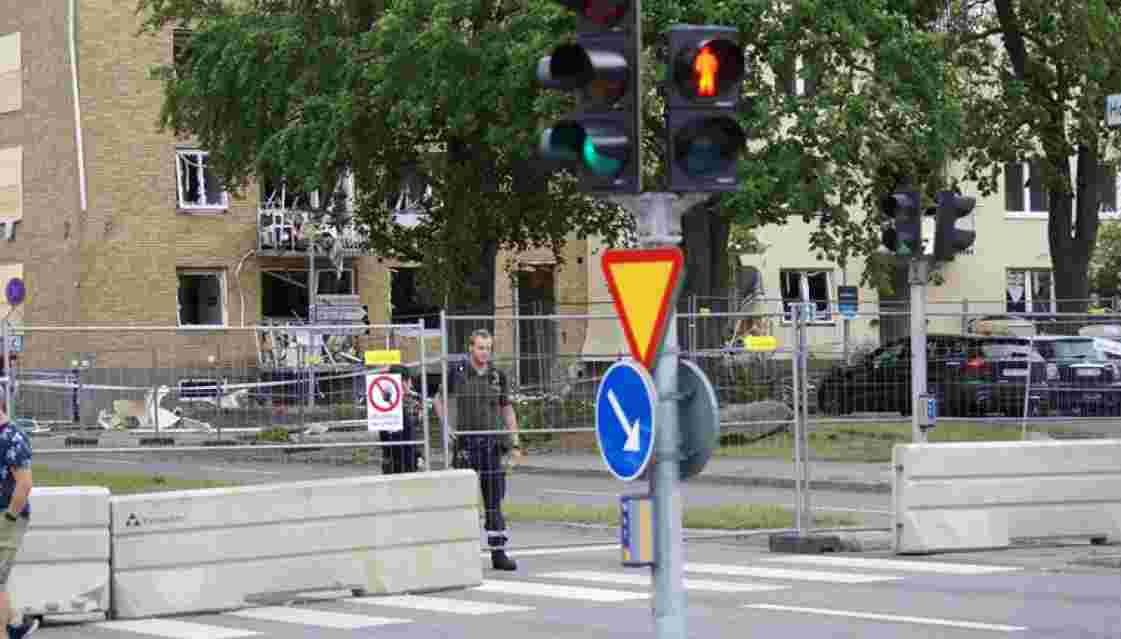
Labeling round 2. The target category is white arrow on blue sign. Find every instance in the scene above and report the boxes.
[596,360,657,481]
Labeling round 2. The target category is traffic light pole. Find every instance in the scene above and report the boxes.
[909,257,929,444]
[614,191,704,639]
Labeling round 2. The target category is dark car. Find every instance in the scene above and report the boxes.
[1032,336,1121,416]
[816,334,1048,417]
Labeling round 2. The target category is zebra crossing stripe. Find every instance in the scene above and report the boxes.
[686,562,901,584]
[226,606,411,629]
[758,555,1023,575]
[746,604,1028,632]
[352,594,533,615]
[93,619,259,639]
[540,570,790,594]
[476,579,648,602]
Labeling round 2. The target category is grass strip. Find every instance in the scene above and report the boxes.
[716,421,1052,463]
[505,502,858,530]
[31,466,241,494]
[31,466,859,530]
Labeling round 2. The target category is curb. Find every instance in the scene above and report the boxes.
[515,464,892,494]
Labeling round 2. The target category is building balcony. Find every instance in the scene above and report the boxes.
[257,208,372,257]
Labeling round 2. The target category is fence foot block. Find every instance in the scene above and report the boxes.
[768,532,844,554]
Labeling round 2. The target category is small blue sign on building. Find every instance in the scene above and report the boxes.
[595,360,657,481]
[837,285,858,320]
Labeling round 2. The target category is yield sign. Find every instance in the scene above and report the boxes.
[601,247,685,371]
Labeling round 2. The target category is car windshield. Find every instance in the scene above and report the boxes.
[1040,339,1101,361]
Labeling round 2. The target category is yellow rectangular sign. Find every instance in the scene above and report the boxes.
[744,335,778,352]
[364,349,401,366]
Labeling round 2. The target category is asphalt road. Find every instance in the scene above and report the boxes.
[30,532,1121,639]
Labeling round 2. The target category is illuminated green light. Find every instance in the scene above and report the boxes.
[583,137,621,176]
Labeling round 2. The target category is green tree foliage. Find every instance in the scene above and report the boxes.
[940,0,1121,311]
[1090,221,1121,298]
[136,0,632,314]
[643,1,964,288]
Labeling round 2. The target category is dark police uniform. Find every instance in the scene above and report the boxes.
[378,390,421,474]
[447,361,512,549]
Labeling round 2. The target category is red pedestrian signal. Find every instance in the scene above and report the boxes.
[666,25,746,192]
[694,46,719,97]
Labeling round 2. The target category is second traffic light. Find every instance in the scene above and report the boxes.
[537,1,639,193]
[933,190,977,261]
[880,190,923,257]
[665,25,746,192]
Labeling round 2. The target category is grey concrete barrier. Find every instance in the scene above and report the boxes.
[893,440,1121,554]
[109,469,482,619]
[11,487,111,621]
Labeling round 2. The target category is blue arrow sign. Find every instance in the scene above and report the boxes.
[596,360,657,481]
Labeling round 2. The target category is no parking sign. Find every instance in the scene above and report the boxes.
[366,373,403,432]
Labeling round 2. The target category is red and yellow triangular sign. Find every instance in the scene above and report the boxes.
[601,247,685,371]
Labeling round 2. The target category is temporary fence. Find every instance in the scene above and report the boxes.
[6,321,436,472]
[11,301,1121,551]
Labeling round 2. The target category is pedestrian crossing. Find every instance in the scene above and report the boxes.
[69,554,1024,639]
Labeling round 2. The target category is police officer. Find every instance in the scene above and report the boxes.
[434,329,522,571]
[378,365,422,474]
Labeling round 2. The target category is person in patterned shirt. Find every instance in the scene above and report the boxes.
[0,389,35,638]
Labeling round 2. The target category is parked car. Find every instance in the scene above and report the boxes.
[1031,335,1121,416]
[816,334,1048,417]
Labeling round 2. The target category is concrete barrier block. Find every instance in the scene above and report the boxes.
[894,441,1121,554]
[10,487,111,620]
[110,469,481,619]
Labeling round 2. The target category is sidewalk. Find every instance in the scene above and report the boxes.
[516,453,893,493]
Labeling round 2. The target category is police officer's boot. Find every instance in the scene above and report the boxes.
[489,535,517,571]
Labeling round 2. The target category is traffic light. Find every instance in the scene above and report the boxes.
[536,0,639,193]
[879,190,922,257]
[665,25,746,192]
[933,190,976,261]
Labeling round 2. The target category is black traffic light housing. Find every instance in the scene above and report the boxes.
[933,190,977,262]
[665,25,746,192]
[880,190,923,257]
[536,1,639,193]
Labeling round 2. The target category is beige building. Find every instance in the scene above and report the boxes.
[0,2,600,389]
[740,161,1117,357]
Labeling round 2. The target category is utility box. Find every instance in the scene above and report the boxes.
[918,393,937,430]
[620,493,654,567]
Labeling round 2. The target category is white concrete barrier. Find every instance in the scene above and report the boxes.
[110,469,482,619]
[10,487,112,621]
[893,440,1121,554]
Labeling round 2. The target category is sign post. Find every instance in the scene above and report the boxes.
[599,191,705,639]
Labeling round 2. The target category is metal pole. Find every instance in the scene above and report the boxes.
[418,318,431,470]
[790,309,803,534]
[799,303,812,531]
[842,269,850,365]
[651,313,683,639]
[909,259,928,443]
[623,190,700,639]
[439,310,451,470]
[1,321,9,418]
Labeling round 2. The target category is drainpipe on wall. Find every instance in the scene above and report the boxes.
[69,0,87,212]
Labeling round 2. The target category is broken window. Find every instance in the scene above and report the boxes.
[176,150,228,210]
[1006,269,1052,314]
[780,269,832,322]
[177,270,225,326]
[391,267,440,329]
[262,269,355,319]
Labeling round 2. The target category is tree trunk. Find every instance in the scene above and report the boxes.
[680,200,732,351]
[1048,146,1099,327]
[878,263,910,345]
[447,239,499,355]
